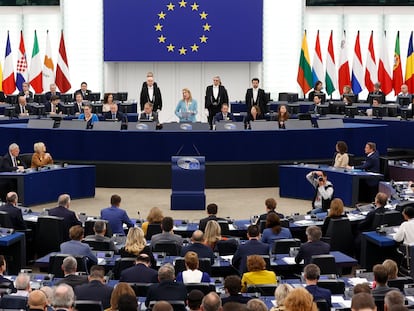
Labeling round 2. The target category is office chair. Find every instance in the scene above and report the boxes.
[215,239,239,256]
[310,255,337,276]
[0,295,28,309]
[272,238,301,254]
[185,283,216,295]
[217,220,231,236]
[174,257,212,275]
[146,223,162,240]
[371,210,403,231]
[317,279,346,295]
[128,283,153,297]
[49,254,89,278]
[36,216,65,257]
[149,300,186,311]
[113,257,136,280]
[315,299,330,311]
[82,239,111,251]
[152,241,182,256]
[246,284,278,296]
[0,211,14,228]
[75,300,103,311]
[325,218,354,256]
[373,294,386,311]
[388,276,414,291]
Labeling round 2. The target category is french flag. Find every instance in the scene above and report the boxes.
[2,32,15,95]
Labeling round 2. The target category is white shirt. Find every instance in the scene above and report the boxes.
[394,218,414,244]
[253,88,258,103]
[182,269,203,283]
[148,86,154,102]
[213,85,219,100]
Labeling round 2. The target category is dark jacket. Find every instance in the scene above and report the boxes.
[295,240,330,265]
[198,215,227,232]
[0,203,27,230]
[119,263,158,283]
[48,206,81,241]
[145,280,187,311]
[232,239,269,273]
[306,284,332,307]
[180,242,215,263]
[74,280,113,309]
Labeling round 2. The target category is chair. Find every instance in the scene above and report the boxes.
[185,283,216,295]
[75,300,103,311]
[146,223,162,240]
[0,295,28,309]
[174,257,212,275]
[49,254,89,278]
[271,238,301,254]
[315,299,330,311]
[113,257,136,280]
[149,300,186,311]
[0,211,14,228]
[152,241,182,256]
[35,216,65,257]
[317,279,346,295]
[19,153,33,168]
[246,284,278,296]
[84,219,113,237]
[371,211,403,231]
[373,294,386,311]
[388,277,414,291]
[128,283,153,297]
[82,239,111,251]
[325,218,354,256]
[217,220,231,236]
[215,239,239,256]
[310,255,337,275]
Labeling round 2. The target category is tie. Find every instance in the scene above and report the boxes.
[21,106,25,114]
[112,114,116,120]
[147,114,150,120]
[12,157,17,167]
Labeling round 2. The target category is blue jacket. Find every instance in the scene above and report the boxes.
[175,100,198,122]
[261,227,293,250]
[355,150,380,173]
[60,240,97,263]
[306,284,332,307]
[232,239,269,273]
[100,206,134,235]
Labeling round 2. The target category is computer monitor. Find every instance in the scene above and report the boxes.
[287,103,300,114]
[330,102,346,114]
[316,104,330,116]
[372,105,387,118]
[264,92,271,103]
[367,94,383,105]
[387,104,398,117]
[30,103,46,116]
[343,93,357,104]
[91,103,103,114]
[313,92,326,103]
[345,106,358,118]
[4,106,16,118]
[400,108,413,120]
[59,103,75,115]
[278,92,299,103]
[6,95,18,105]
[397,95,412,107]
[87,92,101,102]
[119,102,133,113]
[34,94,46,104]
[60,93,73,103]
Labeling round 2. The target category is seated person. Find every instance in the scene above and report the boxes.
[366,97,381,117]
[199,203,226,232]
[366,82,385,104]
[241,255,277,292]
[54,256,88,288]
[47,95,61,114]
[15,95,31,116]
[181,230,215,263]
[0,255,16,292]
[83,220,117,252]
[119,227,156,267]
[176,251,211,283]
[102,93,116,113]
[213,103,235,123]
[141,206,164,237]
[18,82,33,103]
[78,103,99,129]
[244,105,263,129]
[150,216,183,249]
[382,259,398,281]
[308,80,325,102]
[397,84,412,109]
[31,142,53,169]
[261,213,292,250]
[221,275,251,305]
[312,94,323,114]
[203,220,227,250]
[284,288,317,311]
[357,192,387,232]
[45,83,61,102]
[103,103,127,123]
[321,198,345,236]
[1,143,26,172]
[372,264,399,295]
[139,102,159,123]
[276,104,289,129]
[257,198,284,227]
[100,194,134,235]
[270,283,294,311]
[0,192,27,230]
[295,226,330,265]
[333,140,349,168]
[304,263,332,307]
[60,225,97,264]
[351,293,376,311]
[119,254,158,283]
[393,205,414,244]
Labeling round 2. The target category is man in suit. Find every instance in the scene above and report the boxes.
[46,95,60,114]
[0,192,27,230]
[213,103,235,124]
[139,102,159,123]
[145,263,187,311]
[12,273,31,297]
[0,255,15,292]
[73,92,84,114]
[119,254,158,283]
[15,95,31,116]
[221,275,251,305]
[18,82,33,103]
[140,74,162,112]
[232,225,268,273]
[55,256,88,288]
[372,264,399,295]
[295,226,330,265]
[180,230,214,263]
[48,194,82,241]
[351,293,376,311]
[45,83,61,103]
[205,76,229,129]
[1,143,26,172]
[103,103,127,123]
[100,194,134,235]
[367,82,385,104]
[28,290,48,311]
[52,284,76,311]
[74,265,113,309]
[84,220,117,252]
[60,225,97,264]
[358,192,388,232]
[257,198,284,227]
[350,142,380,173]
[150,216,183,249]
[74,82,91,100]
[245,78,267,114]
[304,264,332,307]
[198,203,227,232]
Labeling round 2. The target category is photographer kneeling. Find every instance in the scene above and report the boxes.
[305,171,334,214]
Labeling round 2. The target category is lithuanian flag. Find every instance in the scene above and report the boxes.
[297,31,313,95]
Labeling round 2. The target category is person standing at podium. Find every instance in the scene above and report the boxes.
[175,88,198,122]
[245,78,267,114]
[205,76,229,129]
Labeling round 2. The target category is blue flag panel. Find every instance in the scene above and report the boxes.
[104,0,263,62]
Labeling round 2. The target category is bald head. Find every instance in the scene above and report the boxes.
[192,230,204,243]
[29,290,47,310]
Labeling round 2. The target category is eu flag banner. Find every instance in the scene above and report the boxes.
[104,0,263,62]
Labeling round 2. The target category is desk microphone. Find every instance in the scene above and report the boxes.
[136,211,142,224]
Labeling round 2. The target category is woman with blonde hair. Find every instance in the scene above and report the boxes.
[175,88,198,122]
[270,283,294,311]
[284,287,317,311]
[241,255,277,292]
[383,259,398,280]
[119,227,156,267]
[203,220,224,249]
[176,251,211,283]
[31,142,53,168]
[321,198,345,236]
[141,207,164,236]
[105,282,135,311]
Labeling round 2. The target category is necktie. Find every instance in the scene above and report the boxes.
[12,157,17,167]
[21,106,25,114]
[112,114,116,120]
[147,114,150,120]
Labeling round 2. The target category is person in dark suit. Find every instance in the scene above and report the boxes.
[74,265,113,309]
[45,95,61,114]
[357,192,388,232]
[140,74,162,112]
[119,254,158,283]
[221,275,251,305]
[145,263,187,311]
[84,220,117,252]
[245,78,267,114]
[213,103,235,124]
[304,264,332,307]
[103,103,127,124]
[15,95,32,116]
[198,203,227,232]
[28,289,48,311]
[180,230,214,263]
[18,82,33,103]
[308,80,326,102]
[44,83,61,103]
[366,82,385,104]
[139,102,159,123]
[0,255,16,292]
[243,105,264,129]
[232,225,269,273]
[48,194,81,241]
[371,264,399,295]
[73,92,84,114]
[1,143,26,172]
[0,192,26,230]
[0,92,6,103]
[74,82,91,100]
[257,198,284,226]
[205,76,229,128]
[55,256,88,288]
[295,226,330,265]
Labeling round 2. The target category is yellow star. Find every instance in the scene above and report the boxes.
[199,11,208,19]
[179,47,187,55]
[190,44,199,52]
[191,2,199,10]
[158,35,166,43]
[158,11,166,19]
[203,23,211,31]
[154,23,163,31]
[199,35,208,43]
[166,43,175,52]
[166,2,175,10]
[178,0,187,7]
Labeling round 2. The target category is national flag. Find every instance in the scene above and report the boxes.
[312,30,324,86]
[16,31,28,92]
[405,31,414,93]
[338,31,351,94]
[55,30,71,93]
[0,60,3,92]
[42,30,55,92]
[393,31,403,95]
[325,30,337,96]
[297,31,313,94]
[29,30,43,94]
[351,31,364,94]
[2,32,15,95]
[365,31,377,93]
[378,31,393,95]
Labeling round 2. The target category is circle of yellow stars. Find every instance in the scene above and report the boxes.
[154,1,211,55]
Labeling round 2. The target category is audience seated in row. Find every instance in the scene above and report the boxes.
[60,225,97,264]
[241,255,277,293]
[119,227,156,267]
[295,226,330,265]
[198,203,227,232]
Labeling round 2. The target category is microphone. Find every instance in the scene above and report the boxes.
[136,211,142,224]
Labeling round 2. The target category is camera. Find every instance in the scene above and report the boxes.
[318,176,324,182]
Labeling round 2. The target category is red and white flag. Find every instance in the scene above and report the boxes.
[378,31,393,95]
[364,31,377,93]
[55,30,71,93]
[338,31,351,94]
[16,31,28,92]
